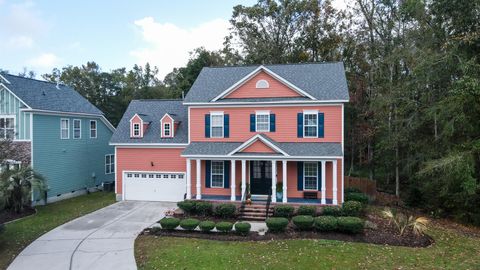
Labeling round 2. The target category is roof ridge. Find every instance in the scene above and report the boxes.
[133,99,183,102]
[3,73,67,87]
[205,61,343,69]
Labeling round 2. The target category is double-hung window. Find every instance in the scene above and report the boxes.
[90,120,97,138]
[61,119,69,139]
[133,123,140,137]
[210,113,224,138]
[256,112,270,132]
[164,123,171,136]
[304,113,318,137]
[105,154,115,174]
[73,119,81,139]
[0,116,15,139]
[211,161,224,188]
[304,162,318,190]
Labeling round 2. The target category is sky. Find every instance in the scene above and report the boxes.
[0,0,347,79]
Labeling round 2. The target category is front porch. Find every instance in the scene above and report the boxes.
[185,158,343,205]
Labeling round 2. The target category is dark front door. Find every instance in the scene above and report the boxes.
[250,161,271,195]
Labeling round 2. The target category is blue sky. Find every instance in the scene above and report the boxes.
[0,0,345,79]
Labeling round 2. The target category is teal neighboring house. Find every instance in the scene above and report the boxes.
[0,73,115,203]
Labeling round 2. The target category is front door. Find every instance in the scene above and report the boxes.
[250,161,271,195]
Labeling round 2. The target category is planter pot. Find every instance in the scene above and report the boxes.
[276,192,283,202]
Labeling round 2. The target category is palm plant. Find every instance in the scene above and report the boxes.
[0,167,47,213]
[382,208,429,236]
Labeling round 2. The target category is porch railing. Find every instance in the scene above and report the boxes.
[265,194,272,220]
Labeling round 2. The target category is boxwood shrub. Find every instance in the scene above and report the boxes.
[180,218,200,231]
[159,217,180,230]
[195,201,213,216]
[234,222,251,236]
[214,203,237,218]
[292,215,314,230]
[216,221,234,233]
[322,206,342,216]
[266,217,289,232]
[199,221,216,232]
[345,192,369,204]
[177,200,196,214]
[273,205,294,218]
[314,216,338,231]
[337,217,364,234]
[296,205,317,216]
[342,201,363,217]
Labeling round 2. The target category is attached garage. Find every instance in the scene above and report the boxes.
[123,171,186,202]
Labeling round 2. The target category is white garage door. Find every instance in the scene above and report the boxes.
[124,172,186,202]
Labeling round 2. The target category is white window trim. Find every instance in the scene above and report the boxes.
[105,154,115,174]
[0,115,16,140]
[163,122,171,137]
[303,111,318,138]
[210,112,224,138]
[255,79,269,89]
[132,123,141,137]
[73,119,81,139]
[255,111,270,132]
[210,160,224,188]
[90,120,97,139]
[303,161,318,191]
[60,118,69,139]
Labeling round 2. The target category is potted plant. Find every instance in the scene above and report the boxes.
[276,182,283,201]
[245,183,252,205]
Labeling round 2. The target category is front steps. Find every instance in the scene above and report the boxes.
[239,203,272,221]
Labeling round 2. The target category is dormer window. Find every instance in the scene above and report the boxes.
[133,123,140,137]
[255,79,269,89]
[163,123,171,137]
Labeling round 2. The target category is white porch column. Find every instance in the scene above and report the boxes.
[241,160,246,201]
[196,159,201,199]
[231,160,236,201]
[186,159,191,199]
[282,160,287,203]
[271,160,277,203]
[332,160,338,205]
[321,160,326,204]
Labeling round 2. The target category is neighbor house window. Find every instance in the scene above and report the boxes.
[163,123,171,136]
[210,113,224,138]
[256,112,270,132]
[304,162,318,190]
[133,123,140,137]
[105,154,115,174]
[211,161,224,188]
[90,120,97,138]
[73,119,81,139]
[304,113,318,137]
[0,116,15,139]
[61,119,69,139]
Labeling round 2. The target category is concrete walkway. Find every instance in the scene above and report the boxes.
[8,201,175,270]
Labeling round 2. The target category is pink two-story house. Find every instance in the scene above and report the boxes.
[110,63,349,205]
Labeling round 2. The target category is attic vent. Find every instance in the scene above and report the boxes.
[255,79,269,89]
[42,91,46,96]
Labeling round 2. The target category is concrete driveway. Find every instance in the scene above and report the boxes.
[8,201,175,270]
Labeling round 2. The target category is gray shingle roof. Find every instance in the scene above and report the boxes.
[110,100,188,144]
[184,62,349,103]
[1,73,103,115]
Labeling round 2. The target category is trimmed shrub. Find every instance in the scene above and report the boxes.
[216,221,234,233]
[345,192,369,204]
[297,205,317,216]
[266,217,289,232]
[292,215,314,230]
[322,206,342,216]
[234,222,251,236]
[314,216,338,231]
[273,205,295,218]
[199,221,216,232]
[159,217,180,230]
[214,203,237,218]
[337,217,364,234]
[344,187,362,194]
[342,201,363,217]
[177,200,196,214]
[180,218,200,231]
[195,201,213,216]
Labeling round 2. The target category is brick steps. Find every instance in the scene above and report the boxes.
[239,204,272,221]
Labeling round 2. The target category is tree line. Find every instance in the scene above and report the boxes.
[38,0,479,225]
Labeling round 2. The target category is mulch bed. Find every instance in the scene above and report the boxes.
[0,208,36,224]
[143,214,433,248]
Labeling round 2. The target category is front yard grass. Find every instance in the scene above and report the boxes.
[135,223,480,269]
[0,192,115,269]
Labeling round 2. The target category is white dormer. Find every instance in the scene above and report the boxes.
[160,113,175,138]
[130,114,144,138]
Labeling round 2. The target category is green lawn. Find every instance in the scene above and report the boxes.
[135,224,480,270]
[0,192,115,269]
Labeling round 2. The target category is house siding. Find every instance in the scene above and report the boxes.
[241,140,277,153]
[32,114,114,200]
[0,86,31,140]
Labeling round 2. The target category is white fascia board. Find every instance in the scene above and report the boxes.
[183,100,349,106]
[227,134,289,156]
[160,113,174,122]
[0,74,11,84]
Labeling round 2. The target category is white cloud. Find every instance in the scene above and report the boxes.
[27,53,61,69]
[2,1,49,37]
[130,17,229,79]
[7,35,34,49]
